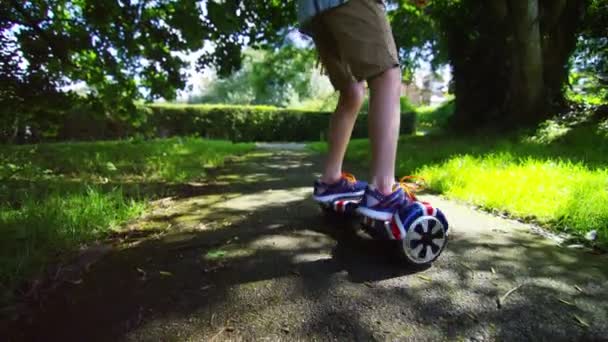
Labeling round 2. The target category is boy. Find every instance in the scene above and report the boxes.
[300,0,409,220]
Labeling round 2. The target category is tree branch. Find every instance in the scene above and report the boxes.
[9,0,73,67]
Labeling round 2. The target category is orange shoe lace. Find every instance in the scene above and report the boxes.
[341,172,357,184]
[394,175,427,201]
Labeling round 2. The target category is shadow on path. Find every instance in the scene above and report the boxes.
[5,148,608,341]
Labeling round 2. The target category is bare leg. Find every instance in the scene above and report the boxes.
[322,81,366,184]
[368,67,401,195]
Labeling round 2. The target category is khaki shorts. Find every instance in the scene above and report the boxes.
[310,0,400,91]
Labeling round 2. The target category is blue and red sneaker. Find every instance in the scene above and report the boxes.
[356,176,423,221]
[313,172,367,204]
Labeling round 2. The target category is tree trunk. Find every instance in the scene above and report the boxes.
[446,0,587,131]
[540,0,586,110]
[507,0,544,125]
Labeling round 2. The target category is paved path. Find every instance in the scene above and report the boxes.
[6,148,608,341]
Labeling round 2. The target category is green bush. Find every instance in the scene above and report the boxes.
[146,104,416,142]
[416,100,455,131]
[14,104,416,143]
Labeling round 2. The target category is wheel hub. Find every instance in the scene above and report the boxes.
[403,216,447,264]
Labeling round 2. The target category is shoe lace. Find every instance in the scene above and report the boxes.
[341,172,357,184]
[394,175,427,201]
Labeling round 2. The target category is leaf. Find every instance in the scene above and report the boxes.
[206,250,227,259]
[417,275,432,282]
[159,271,173,277]
[106,162,117,171]
[573,314,590,328]
[558,298,575,306]
[497,284,523,308]
[136,267,147,279]
[461,263,474,271]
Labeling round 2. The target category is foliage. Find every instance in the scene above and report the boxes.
[291,92,340,111]
[191,47,328,107]
[148,104,416,142]
[0,137,253,303]
[0,104,416,143]
[3,0,606,140]
[196,1,296,76]
[0,188,145,304]
[388,0,448,82]
[0,137,254,186]
[415,99,454,131]
[571,0,608,104]
[0,0,212,142]
[310,121,608,245]
[211,0,599,131]
[567,71,608,105]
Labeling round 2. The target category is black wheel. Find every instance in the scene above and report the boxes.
[397,216,447,265]
[319,203,335,215]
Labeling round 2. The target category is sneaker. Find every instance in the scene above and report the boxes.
[357,176,422,221]
[313,172,367,204]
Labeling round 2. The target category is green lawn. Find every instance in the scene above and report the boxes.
[310,116,608,246]
[0,137,253,303]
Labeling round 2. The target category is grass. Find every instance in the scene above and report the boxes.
[1,136,254,184]
[0,188,145,303]
[0,137,253,303]
[309,112,608,246]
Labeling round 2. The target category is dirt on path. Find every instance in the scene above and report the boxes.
[4,147,608,341]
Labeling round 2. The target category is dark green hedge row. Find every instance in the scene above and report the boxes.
[146,104,416,142]
[24,104,415,143]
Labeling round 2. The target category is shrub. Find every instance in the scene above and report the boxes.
[14,104,416,143]
[146,104,416,142]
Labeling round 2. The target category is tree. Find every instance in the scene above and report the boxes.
[572,0,607,103]
[201,0,596,130]
[388,0,590,130]
[0,0,207,142]
[445,0,587,130]
[192,46,322,107]
[0,19,74,143]
[2,0,603,139]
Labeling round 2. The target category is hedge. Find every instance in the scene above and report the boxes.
[14,104,416,143]
[145,104,416,142]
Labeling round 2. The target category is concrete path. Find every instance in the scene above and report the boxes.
[5,148,607,341]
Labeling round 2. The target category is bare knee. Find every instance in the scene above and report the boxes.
[338,82,366,113]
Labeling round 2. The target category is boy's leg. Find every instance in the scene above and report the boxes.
[322,81,365,184]
[322,0,402,195]
[368,67,401,194]
[310,18,366,185]
[319,0,407,219]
